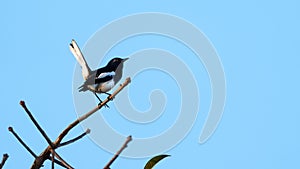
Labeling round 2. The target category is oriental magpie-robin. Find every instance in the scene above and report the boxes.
[69,39,128,107]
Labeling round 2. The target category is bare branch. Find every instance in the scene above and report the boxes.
[30,148,71,169]
[8,126,67,168]
[50,150,68,169]
[30,77,131,169]
[59,129,91,148]
[53,77,131,146]
[8,127,37,158]
[51,150,54,169]
[103,135,132,169]
[20,101,54,148]
[0,154,9,169]
[30,147,51,169]
[52,150,74,169]
[78,77,131,122]
[47,158,67,168]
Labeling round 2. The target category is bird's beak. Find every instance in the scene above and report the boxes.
[122,58,129,62]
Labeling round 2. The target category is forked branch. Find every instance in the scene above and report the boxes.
[26,77,131,169]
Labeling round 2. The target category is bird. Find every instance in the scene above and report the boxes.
[69,39,128,107]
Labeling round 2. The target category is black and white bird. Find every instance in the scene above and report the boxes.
[69,39,128,107]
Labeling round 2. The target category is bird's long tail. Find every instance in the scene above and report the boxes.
[78,83,89,92]
[69,39,91,80]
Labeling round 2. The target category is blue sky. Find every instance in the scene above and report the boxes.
[1,0,299,168]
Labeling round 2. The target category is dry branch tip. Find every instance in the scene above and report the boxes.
[19,100,25,107]
[8,127,13,132]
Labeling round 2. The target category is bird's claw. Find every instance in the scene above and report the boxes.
[107,95,114,101]
[98,102,110,108]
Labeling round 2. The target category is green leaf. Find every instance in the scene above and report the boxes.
[144,154,170,169]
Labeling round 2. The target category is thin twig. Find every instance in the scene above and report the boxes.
[103,135,132,169]
[59,129,91,147]
[8,127,37,158]
[30,147,72,169]
[20,101,54,148]
[15,102,73,169]
[78,77,131,122]
[51,150,54,169]
[47,157,67,168]
[53,77,131,146]
[52,151,73,169]
[0,154,9,169]
[8,127,67,168]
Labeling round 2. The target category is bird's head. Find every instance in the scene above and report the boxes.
[106,57,129,71]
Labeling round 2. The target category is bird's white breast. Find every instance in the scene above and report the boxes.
[88,71,116,93]
[97,79,115,93]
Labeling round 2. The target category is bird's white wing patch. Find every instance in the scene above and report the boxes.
[94,71,116,93]
[97,71,115,79]
[69,39,91,80]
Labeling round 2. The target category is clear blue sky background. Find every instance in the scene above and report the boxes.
[1,0,299,168]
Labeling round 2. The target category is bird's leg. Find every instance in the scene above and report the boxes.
[94,92,102,102]
[94,93,109,108]
[103,92,114,100]
[103,92,111,96]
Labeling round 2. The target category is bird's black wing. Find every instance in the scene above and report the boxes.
[95,74,113,84]
[78,71,114,92]
[94,67,115,84]
[96,67,108,77]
